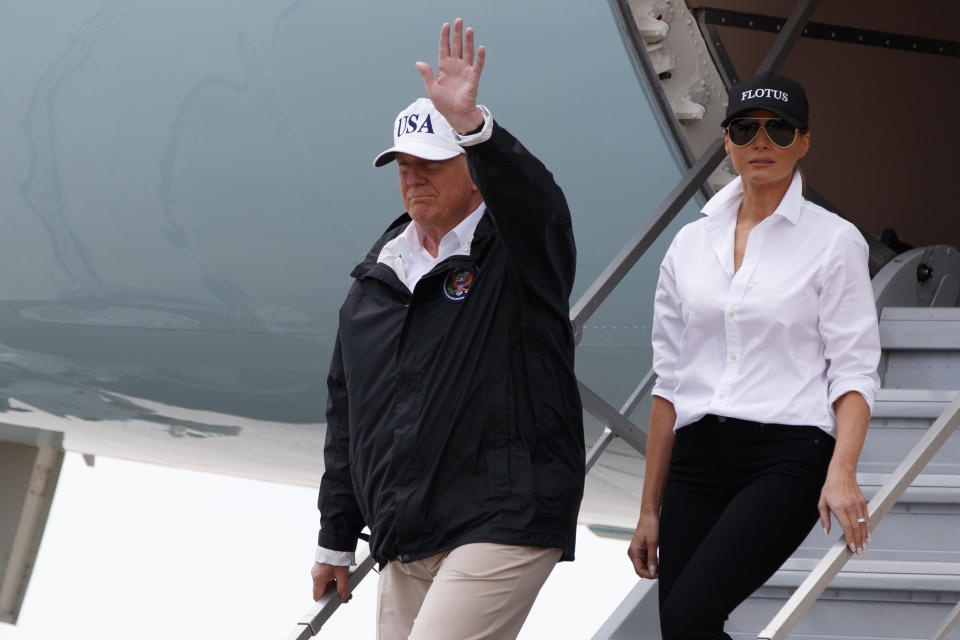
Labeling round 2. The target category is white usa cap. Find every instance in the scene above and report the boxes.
[373,98,465,167]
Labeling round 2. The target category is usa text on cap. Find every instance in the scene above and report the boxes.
[373,98,465,168]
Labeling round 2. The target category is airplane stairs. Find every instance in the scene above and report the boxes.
[593,245,960,639]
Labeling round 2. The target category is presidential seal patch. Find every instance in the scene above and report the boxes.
[442,266,477,302]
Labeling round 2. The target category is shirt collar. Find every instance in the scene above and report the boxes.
[702,171,803,225]
[446,201,487,250]
[399,202,487,256]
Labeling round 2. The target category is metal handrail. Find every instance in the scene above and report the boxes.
[757,391,960,640]
[286,550,377,640]
[754,0,821,74]
[932,598,960,640]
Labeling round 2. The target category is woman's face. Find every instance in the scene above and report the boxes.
[723,109,810,188]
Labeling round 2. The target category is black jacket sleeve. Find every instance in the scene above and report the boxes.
[316,330,365,552]
[463,122,576,307]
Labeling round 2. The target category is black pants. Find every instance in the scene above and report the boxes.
[657,414,834,639]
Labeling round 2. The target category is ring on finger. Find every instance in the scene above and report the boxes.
[856,517,868,524]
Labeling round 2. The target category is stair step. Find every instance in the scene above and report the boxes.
[882,351,960,391]
[861,398,960,472]
[727,559,960,639]
[766,558,960,592]
[796,506,960,556]
[859,472,960,500]
[880,306,960,349]
[860,423,960,473]
[873,388,958,419]
[729,597,960,640]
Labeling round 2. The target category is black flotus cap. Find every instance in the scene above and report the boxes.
[722,71,809,129]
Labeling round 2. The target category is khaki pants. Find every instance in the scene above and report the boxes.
[376,542,562,640]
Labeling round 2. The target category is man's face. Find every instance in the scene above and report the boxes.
[396,153,480,232]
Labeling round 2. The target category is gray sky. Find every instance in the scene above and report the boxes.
[2,454,640,639]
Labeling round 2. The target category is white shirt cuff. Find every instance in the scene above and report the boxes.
[828,382,876,415]
[315,545,356,566]
[452,105,493,147]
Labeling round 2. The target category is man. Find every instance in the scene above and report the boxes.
[312,19,584,640]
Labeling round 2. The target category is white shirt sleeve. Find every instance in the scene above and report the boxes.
[314,545,356,567]
[451,105,493,147]
[817,224,881,412]
[651,235,684,404]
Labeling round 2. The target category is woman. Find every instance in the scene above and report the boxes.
[627,71,881,639]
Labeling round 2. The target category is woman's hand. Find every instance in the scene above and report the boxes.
[818,468,870,554]
[629,396,676,580]
[628,512,661,578]
[821,391,873,555]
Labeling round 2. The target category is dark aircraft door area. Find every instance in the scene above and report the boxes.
[0,0,701,494]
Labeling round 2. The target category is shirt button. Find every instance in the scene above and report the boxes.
[730,354,737,361]
[728,311,735,317]
[718,393,725,399]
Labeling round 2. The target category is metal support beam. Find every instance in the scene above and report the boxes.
[570,137,725,339]
[702,8,960,59]
[0,425,64,625]
[756,0,822,74]
[698,11,741,87]
[585,429,617,473]
[585,369,656,472]
[620,369,657,419]
[757,391,960,640]
[286,550,377,640]
[579,381,648,454]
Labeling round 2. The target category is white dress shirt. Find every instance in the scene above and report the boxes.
[651,171,881,437]
[315,109,494,567]
[377,202,486,291]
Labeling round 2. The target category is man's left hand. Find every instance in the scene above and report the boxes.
[416,18,485,134]
[311,561,352,603]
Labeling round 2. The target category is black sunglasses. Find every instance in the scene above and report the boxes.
[726,117,798,148]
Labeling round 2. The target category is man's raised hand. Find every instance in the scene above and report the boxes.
[415,18,485,134]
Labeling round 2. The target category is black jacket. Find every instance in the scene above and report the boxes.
[317,122,584,565]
